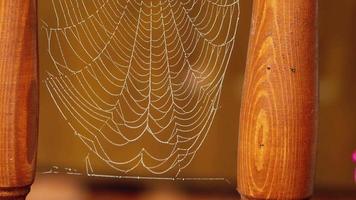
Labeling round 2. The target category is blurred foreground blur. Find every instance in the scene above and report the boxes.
[28,175,356,200]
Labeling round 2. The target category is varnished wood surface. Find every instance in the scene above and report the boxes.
[0,0,38,199]
[237,0,318,199]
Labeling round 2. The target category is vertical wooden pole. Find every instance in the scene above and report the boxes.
[0,0,38,199]
[237,0,318,199]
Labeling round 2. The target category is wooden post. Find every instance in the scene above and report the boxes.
[237,0,318,199]
[0,0,38,199]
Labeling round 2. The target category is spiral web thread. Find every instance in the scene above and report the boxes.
[41,0,239,181]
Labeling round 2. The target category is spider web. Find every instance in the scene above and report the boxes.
[41,0,240,178]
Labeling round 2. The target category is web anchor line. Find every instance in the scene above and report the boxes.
[41,165,232,186]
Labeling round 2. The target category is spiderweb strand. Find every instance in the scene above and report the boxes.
[42,0,240,177]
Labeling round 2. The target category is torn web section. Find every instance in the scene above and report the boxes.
[37,0,240,188]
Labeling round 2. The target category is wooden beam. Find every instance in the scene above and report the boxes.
[237,0,318,199]
[0,0,38,199]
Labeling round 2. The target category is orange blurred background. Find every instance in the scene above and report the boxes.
[33,0,356,199]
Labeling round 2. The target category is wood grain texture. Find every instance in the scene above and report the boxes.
[0,0,38,199]
[237,0,318,199]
